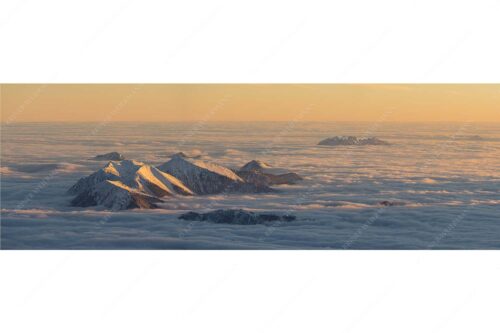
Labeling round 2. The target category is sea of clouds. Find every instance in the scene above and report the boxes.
[1,122,499,249]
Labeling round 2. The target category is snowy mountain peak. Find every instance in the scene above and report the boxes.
[135,164,193,196]
[68,159,192,210]
[102,160,144,178]
[157,156,249,195]
[160,155,243,182]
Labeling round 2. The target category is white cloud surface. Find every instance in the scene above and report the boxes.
[1,122,499,249]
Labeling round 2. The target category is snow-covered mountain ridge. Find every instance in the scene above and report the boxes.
[68,155,301,210]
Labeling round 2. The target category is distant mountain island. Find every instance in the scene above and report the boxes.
[179,209,296,225]
[318,136,390,146]
[168,151,203,159]
[93,152,125,161]
[235,160,303,186]
[68,154,303,210]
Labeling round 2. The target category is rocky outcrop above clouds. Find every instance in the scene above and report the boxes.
[318,136,390,146]
[68,156,282,210]
[178,209,296,225]
[236,160,303,186]
[378,200,406,207]
[93,152,125,161]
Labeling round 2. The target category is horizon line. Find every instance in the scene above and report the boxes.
[2,120,500,124]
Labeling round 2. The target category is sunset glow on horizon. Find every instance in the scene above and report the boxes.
[2,84,499,123]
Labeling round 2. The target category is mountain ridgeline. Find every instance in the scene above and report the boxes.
[68,155,303,210]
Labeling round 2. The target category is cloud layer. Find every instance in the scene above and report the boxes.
[1,122,499,249]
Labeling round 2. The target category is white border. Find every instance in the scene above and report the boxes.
[1,0,499,83]
[1,251,499,333]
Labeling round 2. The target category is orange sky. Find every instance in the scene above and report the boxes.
[1,84,499,123]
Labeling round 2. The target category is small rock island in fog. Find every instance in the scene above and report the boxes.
[93,152,125,161]
[179,209,296,225]
[318,136,390,146]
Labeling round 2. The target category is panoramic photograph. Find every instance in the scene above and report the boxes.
[3,1,500,331]
[1,84,499,249]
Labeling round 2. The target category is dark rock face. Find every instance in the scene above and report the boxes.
[70,179,163,210]
[269,172,303,185]
[318,136,390,146]
[236,170,303,186]
[94,152,125,161]
[179,209,296,225]
[68,169,111,195]
[237,160,303,186]
[379,200,406,207]
[235,170,273,187]
[127,193,162,209]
